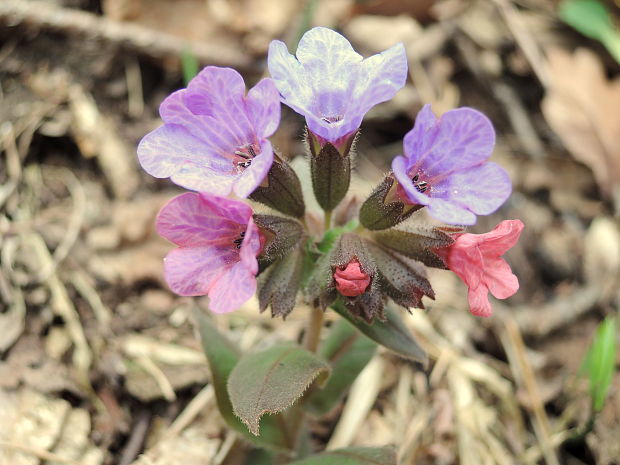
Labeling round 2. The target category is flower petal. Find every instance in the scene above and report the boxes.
[156,192,251,246]
[267,40,313,116]
[137,124,234,194]
[479,219,524,256]
[403,104,438,161]
[433,162,512,215]
[233,140,274,198]
[408,107,496,178]
[207,261,257,313]
[163,246,236,296]
[184,67,255,143]
[351,42,408,117]
[246,78,281,138]
[467,284,493,317]
[426,197,477,225]
[483,256,519,299]
[239,218,261,274]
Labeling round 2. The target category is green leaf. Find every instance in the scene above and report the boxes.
[306,319,377,415]
[582,316,616,412]
[193,310,289,450]
[559,0,620,64]
[286,446,397,465]
[181,46,199,85]
[332,301,427,365]
[228,343,331,435]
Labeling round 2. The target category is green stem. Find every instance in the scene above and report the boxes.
[324,210,332,233]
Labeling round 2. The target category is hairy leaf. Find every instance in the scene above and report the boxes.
[193,310,289,450]
[286,446,397,465]
[228,343,331,435]
[332,301,427,365]
[306,319,377,415]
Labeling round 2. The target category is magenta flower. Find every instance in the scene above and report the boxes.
[434,220,524,317]
[138,66,281,198]
[392,104,512,225]
[268,27,408,145]
[156,192,262,313]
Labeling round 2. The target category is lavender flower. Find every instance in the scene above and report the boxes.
[392,104,512,225]
[156,192,262,313]
[268,27,408,146]
[138,66,281,198]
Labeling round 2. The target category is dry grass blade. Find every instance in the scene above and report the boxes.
[327,355,384,450]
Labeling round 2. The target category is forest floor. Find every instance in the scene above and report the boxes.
[1,0,619,464]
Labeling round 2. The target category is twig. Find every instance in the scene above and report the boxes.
[0,0,253,70]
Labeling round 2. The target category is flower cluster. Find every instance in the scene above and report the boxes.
[138,27,523,319]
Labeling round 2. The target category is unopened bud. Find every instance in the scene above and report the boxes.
[334,259,371,297]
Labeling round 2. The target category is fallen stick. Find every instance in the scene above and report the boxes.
[0,0,254,70]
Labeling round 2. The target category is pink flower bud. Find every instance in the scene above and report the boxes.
[334,259,371,297]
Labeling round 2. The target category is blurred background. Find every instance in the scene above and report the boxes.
[1,0,619,464]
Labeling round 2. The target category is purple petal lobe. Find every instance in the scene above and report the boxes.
[433,162,512,215]
[427,198,477,225]
[246,78,281,137]
[350,43,408,118]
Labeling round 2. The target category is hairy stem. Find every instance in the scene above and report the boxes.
[304,306,325,353]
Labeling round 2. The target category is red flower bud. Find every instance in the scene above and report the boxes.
[334,259,371,297]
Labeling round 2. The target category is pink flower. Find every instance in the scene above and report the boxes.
[434,220,524,317]
[156,192,262,313]
[334,259,371,297]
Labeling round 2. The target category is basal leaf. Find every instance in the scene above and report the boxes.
[228,343,331,435]
[306,319,377,415]
[193,310,289,450]
[286,446,397,465]
[332,301,427,365]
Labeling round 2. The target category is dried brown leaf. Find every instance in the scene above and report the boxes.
[542,48,620,196]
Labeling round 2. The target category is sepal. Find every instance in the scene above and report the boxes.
[307,129,355,212]
[250,153,305,218]
[365,241,434,310]
[254,214,304,271]
[258,242,305,318]
[359,176,421,230]
[371,226,459,269]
